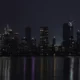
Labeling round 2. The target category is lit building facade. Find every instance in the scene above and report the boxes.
[40,26,49,54]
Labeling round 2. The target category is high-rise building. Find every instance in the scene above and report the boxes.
[40,26,49,53]
[31,37,36,53]
[77,30,80,44]
[25,26,31,47]
[52,36,56,46]
[14,33,20,43]
[63,22,74,48]
[76,30,80,52]
[0,34,4,48]
[31,37,36,46]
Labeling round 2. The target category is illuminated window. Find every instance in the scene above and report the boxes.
[68,22,72,26]
[40,29,44,32]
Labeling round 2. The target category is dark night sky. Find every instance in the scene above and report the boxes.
[0,0,80,45]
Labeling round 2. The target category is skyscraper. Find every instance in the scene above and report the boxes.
[52,36,56,46]
[31,37,36,53]
[40,26,49,54]
[63,22,74,48]
[25,26,31,47]
[76,30,80,52]
[77,30,80,44]
[31,37,36,46]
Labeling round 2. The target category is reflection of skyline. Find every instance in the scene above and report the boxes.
[40,57,43,80]
[54,55,56,80]
[24,57,26,80]
[32,57,35,80]
[70,57,74,80]
[0,57,11,80]
[0,57,79,80]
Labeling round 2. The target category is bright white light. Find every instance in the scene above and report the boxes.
[32,37,34,40]
[40,29,44,31]
[9,29,12,31]
[78,30,80,32]
[70,58,74,80]
[68,22,73,26]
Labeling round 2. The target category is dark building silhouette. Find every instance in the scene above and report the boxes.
[14,33,20,44]
[25,26,31,47]
[31,37,36,46]
[76,30,80,52]
[31,37,36,52]
[0,34,4,49]
[77,30,80,44]
[40,26,49,54]
[63,22,74,48]
[52,36,56,46]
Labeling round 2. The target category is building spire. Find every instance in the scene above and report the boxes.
[68,20,75,27]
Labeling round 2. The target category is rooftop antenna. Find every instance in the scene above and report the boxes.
[68,16,75,26]
[68,20,75,26]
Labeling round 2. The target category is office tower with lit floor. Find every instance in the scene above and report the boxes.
[40,26,49,54]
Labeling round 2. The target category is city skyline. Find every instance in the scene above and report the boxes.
[0,22,79,46]
[0,0,80,45]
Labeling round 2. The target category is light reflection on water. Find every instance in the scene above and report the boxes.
[0,56,79,80]
[70,57,74,80]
